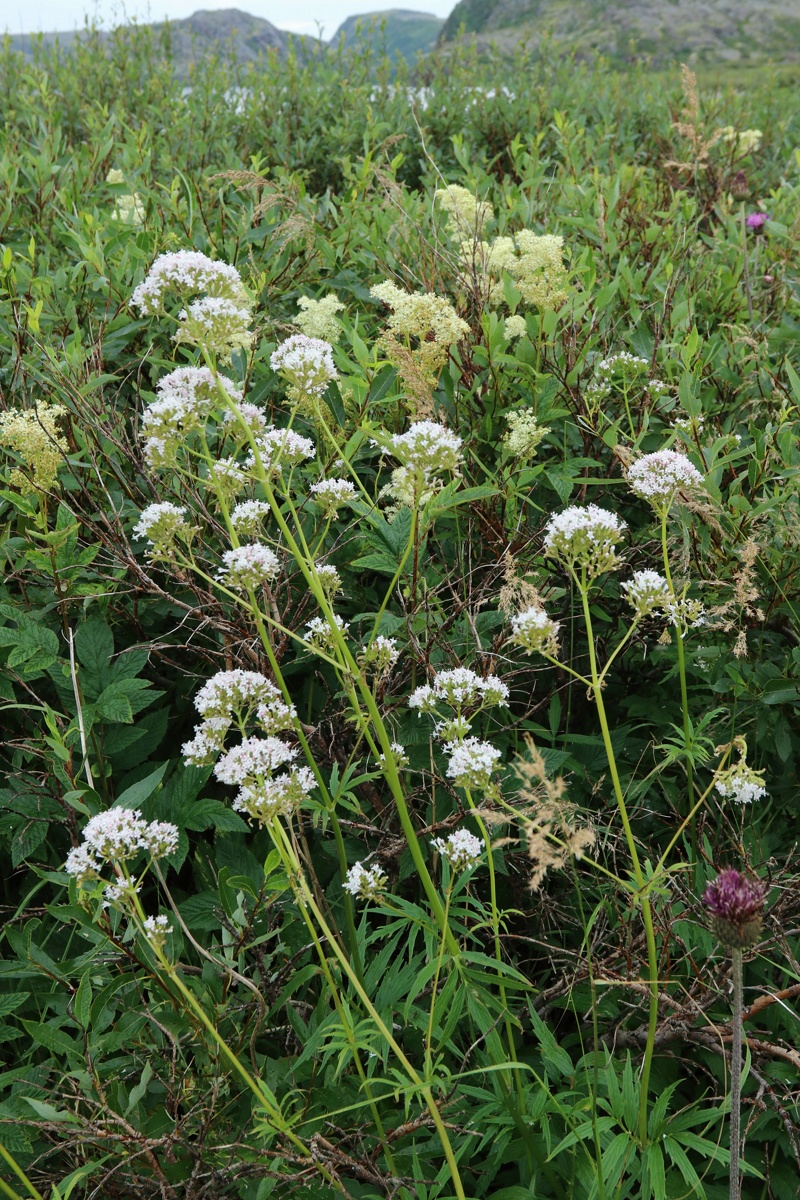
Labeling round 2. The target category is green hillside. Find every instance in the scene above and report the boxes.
[331,9,444,58]
[440,0,800,66]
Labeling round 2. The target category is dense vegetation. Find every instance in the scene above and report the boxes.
[0,26,799,1200]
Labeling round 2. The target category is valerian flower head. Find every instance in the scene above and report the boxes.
[596,350,650,378]
[390,421,463,480]
[293,294,345,343]
[141,368,243,467]
[207,456,247,502]
[271,334,337,395]
[510,606,561,656]
[408,668,507,715]
[702,868,767,949]
[432,829,484,870]
[248,427,316,474]
[142,914,173,947]
[175,297,253,361]
[627,449,704,513]
[620,569,671,617]
[133,502,190,555]
[64,845,101,884]
[131,250,250,316]
[665,596,705,636]
[305,614,348,651]
[343,861,388,901]
[377,741,409,770]
[230,499,271,535]
[715,762,768,805]
[69,808,179,866]
[214,736,297,785]
[0,401,69,494]
[543,505,627,576]
[216,543,280,591]
[222,402,268,440]
[193,670,292,724]
[309,477,357,517]
[315,563,342,596]
[211,733,315,822]
[362,635,400,674]
[445,737,502,790]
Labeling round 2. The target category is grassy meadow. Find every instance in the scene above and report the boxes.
[1,24,800,1200]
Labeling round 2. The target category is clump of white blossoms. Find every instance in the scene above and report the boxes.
[230,499,271,535]
[305,614,348,652]
[343,861,387,901]
[472,231,568,311]
[309,478,357,518]
[247,427,316,474]
[408,667,508,716]
[107,169,145,226]
[665,596,705,636]
[543,505,627,577]
[503,410,550,461]
[596,351,650,378]
[208,457,246,502]
[391,421,462,481]
[142,915,173,948]
[293,294,345,343]
[64,808,179,885]
[371,281,470,385]
[376,742,409,770]
[271,334,338,396]
[133,502,190,556]
[620,570,671,617]
[140,367,243,468]
[362,635,400,674]
[627,449,704,514]
[445,737,502,790]
[719,126,762,155]
[131,250,250,316]
[175,297,253,360]
[183,670,295,766]
[216,544,280,591]
[715,761,768,805]
[504,314,527,341]
[315,563,342,596]
[214,736,314,823]
[435,184,494,237]
[510,606,561,656]
[222,402,268,440]
[432,829,484,871]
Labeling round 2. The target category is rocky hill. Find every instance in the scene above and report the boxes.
[439,0,800,66]
[331,9,444,58]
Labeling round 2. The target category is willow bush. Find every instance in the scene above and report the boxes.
[1,26,799,1200]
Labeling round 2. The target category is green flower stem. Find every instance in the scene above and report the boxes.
[424,883,453,1081]
[578,577,659,1146]
[730,948,744,1200]
[270,821,468,1200]
[660,510,695,852]
[369,505,417,642]
[0,1145,42,1200]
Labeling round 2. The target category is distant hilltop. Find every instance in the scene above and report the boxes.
[439,0,800,66]
[3,7,443,68]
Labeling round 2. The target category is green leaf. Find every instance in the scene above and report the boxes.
[114,762,168,809]
[0,993,29,1017]
[21,1020,83,1061]
[7,623,60,673]
[10,820,48,867]
[183,797,248,833]
[74,619,114,685]
[74,973,92,1029]
[22,1096,78,1123]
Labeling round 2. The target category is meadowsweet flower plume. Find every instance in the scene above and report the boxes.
[293,294,345,343]
[435,184,493,238]
[0,401,69,495]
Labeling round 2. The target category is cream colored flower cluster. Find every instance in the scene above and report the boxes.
[469,231,568,311]
[293,294,345,343]
[0,401,69,495]
[435,184,494,238]
[371,281,470,385]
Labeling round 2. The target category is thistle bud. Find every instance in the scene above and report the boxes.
[702,868,767,950]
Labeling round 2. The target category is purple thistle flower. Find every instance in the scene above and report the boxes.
[702,868,767,949]
[745,212,769,231]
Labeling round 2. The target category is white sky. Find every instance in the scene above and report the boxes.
[2,0,455,39]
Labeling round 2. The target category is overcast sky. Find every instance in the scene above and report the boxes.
[4,0,455,38]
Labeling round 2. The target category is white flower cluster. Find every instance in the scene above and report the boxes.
[304,614,348,651]
[503,410,550,460]
[362,635,400,674]
[133,502,189,554]
[175,297,253,359]
[376,741,408,770]
[472,230,568,310]
[343,860,387,900]
[208,457,246,499]
[510,606,561,656]
[666,596,705,635]
[141,367,243,468]
[216,543,280,591]
[409,667,508,714]
[435,184,494,237]
[107,170,145,226]
[431,829,484,871]
[183,670,310,823]
[271,334,338,395]
[390,421,462,480]
[231,499,271,535]
[64,808,179,882]
[504,315,528,341]
[627,450,704,510]
[131,250,250,316]
[183,669,296,766]
[715,763,768,805]
[408,668,506,792]
[620,570,671,617]
[222,402,268,439]
[143,914,173,946]
[310,477,357,518]
[247,427,316,473]
[543,505,627,576]
[293,294,345,343]
[315,563,342,595]
[444,737,502,790]
[720,126,762,155]
[596,351,650,377]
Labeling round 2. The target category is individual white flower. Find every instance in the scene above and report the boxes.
[343,860,388,900]
[175,296,253,360]
[432,829,484,870]
[132,502,189,553]
[214,736,297,786]
[362,636,400,673]
[627,450,704,511]
[543,505,626,575]
[231,499,271,535]
[444,737,502,790]
[131,250,250,315]
[510,606,561,655]
[216,543,280,591]
[390,421,462,480]
[309,478,357,517]
[271,333,337,394]
[293,294,345,343]
[64,845,101,883]
[620,570,671,617]
[304,614,348,651]
[248,427,316,473]
[142,914,173,947]
[715,763,768,805]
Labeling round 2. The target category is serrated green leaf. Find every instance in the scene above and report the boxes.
[11,820,48,867]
